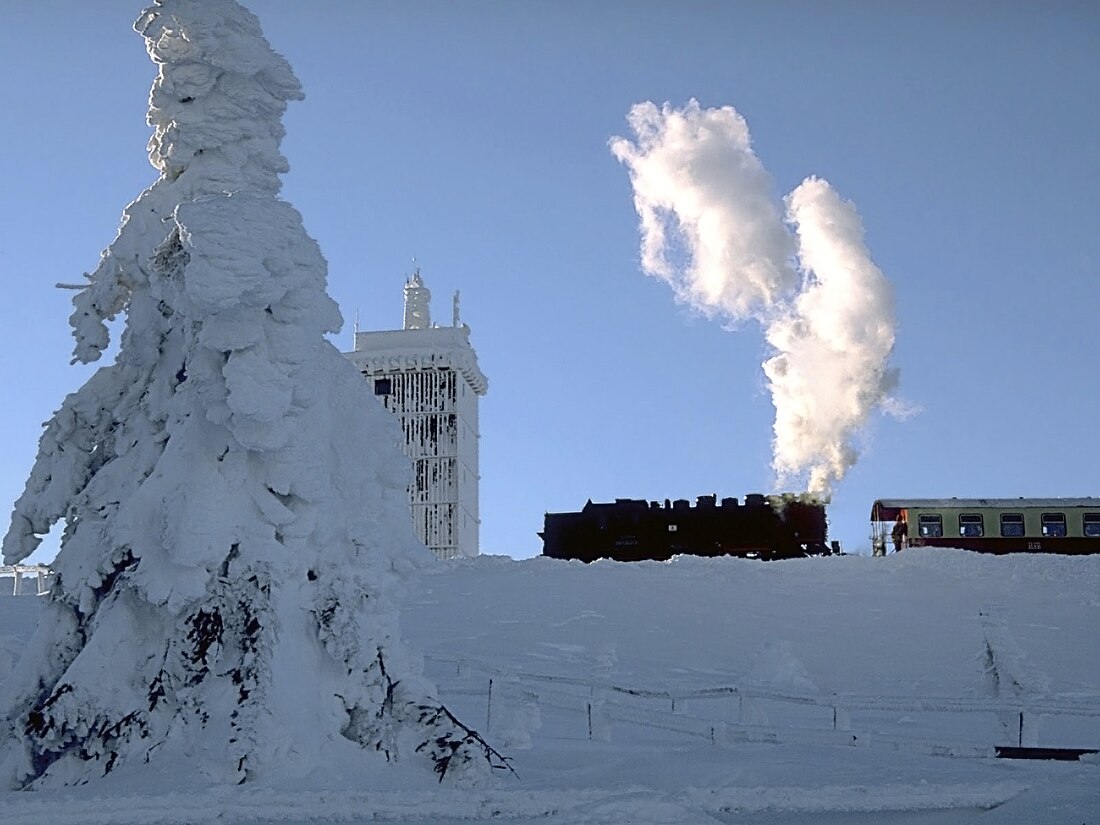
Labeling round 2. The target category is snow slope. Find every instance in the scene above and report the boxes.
[2,548,1099,823]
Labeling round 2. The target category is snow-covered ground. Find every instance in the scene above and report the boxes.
[2,548,1099,823]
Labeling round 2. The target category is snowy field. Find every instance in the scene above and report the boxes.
[2,548,1098,823]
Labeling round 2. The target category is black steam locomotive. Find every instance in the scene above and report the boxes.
[540,493,836,563]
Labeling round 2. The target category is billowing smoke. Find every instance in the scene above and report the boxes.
[609,101,797,319]
[610,100,898,496]
[765,178,898,493]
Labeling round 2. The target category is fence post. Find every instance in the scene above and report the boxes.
[486,678,493,731]
[1019,711,1040,747]
[833,706,851,731]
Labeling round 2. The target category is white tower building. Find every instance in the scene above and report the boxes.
[346,271,488,560]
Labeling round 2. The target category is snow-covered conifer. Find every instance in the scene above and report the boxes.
[1,0,508,789]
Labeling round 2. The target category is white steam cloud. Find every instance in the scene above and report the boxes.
[610,100,899,495]
[610,101,796,318]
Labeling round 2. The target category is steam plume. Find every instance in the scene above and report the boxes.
[765,177,897,493]
[611,100,898,495]
[609,101,797,319]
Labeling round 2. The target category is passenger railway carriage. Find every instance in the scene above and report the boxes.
[871,498,1100,555]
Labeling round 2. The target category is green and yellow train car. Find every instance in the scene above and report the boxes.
[870,498,1100,555]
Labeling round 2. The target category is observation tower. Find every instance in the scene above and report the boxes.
[346,272,488,560]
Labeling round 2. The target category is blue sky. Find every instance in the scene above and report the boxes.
[2,1,1098,562]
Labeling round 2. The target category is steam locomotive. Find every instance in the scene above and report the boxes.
[540,493,836,563]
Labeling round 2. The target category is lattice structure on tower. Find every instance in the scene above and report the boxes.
[345,272,488,560]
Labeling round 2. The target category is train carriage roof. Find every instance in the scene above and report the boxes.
[871,498,1100,521]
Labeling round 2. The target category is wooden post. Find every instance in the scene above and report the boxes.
[486,678,493,731]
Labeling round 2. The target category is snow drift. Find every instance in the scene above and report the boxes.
[3,549,1099,822]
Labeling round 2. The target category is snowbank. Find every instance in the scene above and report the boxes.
[3,548,1098,822]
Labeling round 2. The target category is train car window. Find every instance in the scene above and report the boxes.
[999,513,1025,537]
[918,514,943,537]
[1041,513,1067,537]
[1084,514,1100,537]
[959,513,984,537]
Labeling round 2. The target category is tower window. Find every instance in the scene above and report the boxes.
[374,378,392,395]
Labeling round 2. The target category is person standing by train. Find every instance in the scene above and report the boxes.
[891,512,908,552]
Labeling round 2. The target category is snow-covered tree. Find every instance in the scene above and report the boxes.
[1,0,508,789]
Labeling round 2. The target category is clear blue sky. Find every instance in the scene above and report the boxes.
[2,1,1098,563]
